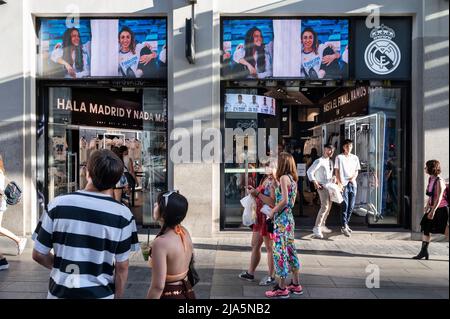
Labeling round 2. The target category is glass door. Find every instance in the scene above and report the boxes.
[47,125,79,201]
[346,112,386,224]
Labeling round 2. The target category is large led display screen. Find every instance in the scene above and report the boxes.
[225,93,276,115]
[38,18,167,79]
[222,18,349,80]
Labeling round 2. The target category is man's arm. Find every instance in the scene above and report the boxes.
[307,159,322,189]
[114,260,129,299]
[32,249,54,270]
[334,157,342,186]
[351,157,361,183]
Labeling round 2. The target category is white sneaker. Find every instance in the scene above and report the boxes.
[259,276,276,286]
[321,226,332,234]
[312,227,324,239]
[345,225,353,233]
[17,238,27,255]
[341,227,351,237]
[0,258,9,271]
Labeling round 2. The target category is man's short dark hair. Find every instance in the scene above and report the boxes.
[324,143,333,149]
[343,139,353,147]
[87,150,124,191]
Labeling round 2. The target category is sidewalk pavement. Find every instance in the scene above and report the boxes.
[0,231,448,299]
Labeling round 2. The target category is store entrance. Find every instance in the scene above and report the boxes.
[221,83,404,230]
[37,85,168,226]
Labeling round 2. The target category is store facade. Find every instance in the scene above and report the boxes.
[0,0,448,238]
[219,16,412,229]
[34,16,168,227]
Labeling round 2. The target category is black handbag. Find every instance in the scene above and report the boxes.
[187,254,200,287]
[4,181,22,205]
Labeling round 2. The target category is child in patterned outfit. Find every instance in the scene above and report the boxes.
[265,152,303,298]
[239,160,277,286]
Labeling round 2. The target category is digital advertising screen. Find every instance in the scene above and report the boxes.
[38,18,167,79]
[221,18,349,80]
[224,93,276,115]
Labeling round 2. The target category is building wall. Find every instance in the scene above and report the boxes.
[419,0,449,235]
[0,0,448,238]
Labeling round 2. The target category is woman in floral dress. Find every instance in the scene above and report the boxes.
[265,152,303,298]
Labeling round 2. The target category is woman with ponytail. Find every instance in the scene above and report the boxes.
[147,190,196,299]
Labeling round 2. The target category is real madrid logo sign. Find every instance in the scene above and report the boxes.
[364,24,401,75]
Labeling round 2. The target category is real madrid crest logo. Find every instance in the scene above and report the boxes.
[364,24,401,75]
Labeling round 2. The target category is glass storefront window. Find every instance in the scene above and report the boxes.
[369,87,402,225]
[37,86,167,226]
[220,84,405,229]
[222,88,277,228]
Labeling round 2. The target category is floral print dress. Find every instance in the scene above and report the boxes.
[273,174,300,278]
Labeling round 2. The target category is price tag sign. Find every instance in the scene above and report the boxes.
[297,164,306,177]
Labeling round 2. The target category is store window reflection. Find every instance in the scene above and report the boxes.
[37,86,167,227]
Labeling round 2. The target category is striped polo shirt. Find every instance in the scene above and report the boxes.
[32,190,140,299]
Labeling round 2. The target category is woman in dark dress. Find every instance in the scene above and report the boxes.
[413,160,449,260]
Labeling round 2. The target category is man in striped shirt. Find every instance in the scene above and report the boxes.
[32,149,140,299]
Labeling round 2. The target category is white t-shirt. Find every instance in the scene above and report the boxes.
[300,43,331,79]
[233,102,247,113]
[307,157,334,185]
[118,42,151,78]
[334,154,361,187]
[260,103,269,114]
[248,102,259,113]
[52,137,67,162]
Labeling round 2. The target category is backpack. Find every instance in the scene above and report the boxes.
[4,181,22,205]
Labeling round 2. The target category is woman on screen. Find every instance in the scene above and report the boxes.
[118,26,159,78]
[50,27,90,78]
[300,27,340,79]
[233,26,273,79]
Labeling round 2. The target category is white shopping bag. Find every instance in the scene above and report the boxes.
[240,195,257,226]
[325,183,344,204]
[260,204,272,217]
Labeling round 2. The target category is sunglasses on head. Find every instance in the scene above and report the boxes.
[162,190,179,207]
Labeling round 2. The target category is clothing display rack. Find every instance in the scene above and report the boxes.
[346,113,386,223]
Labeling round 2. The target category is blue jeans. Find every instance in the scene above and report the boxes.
[342,182,357,226]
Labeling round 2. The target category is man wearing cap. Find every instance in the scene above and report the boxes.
[307,144,335,239]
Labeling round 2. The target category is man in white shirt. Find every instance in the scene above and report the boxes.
[248,95,259,113]
[307,144,334,239]
[334,139,361,237]
[233,94,247,112]
[224,94,232,112]
[261,97,269,114]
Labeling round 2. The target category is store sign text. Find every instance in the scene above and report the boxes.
[56,98,165,122]
[323,87,368,113]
